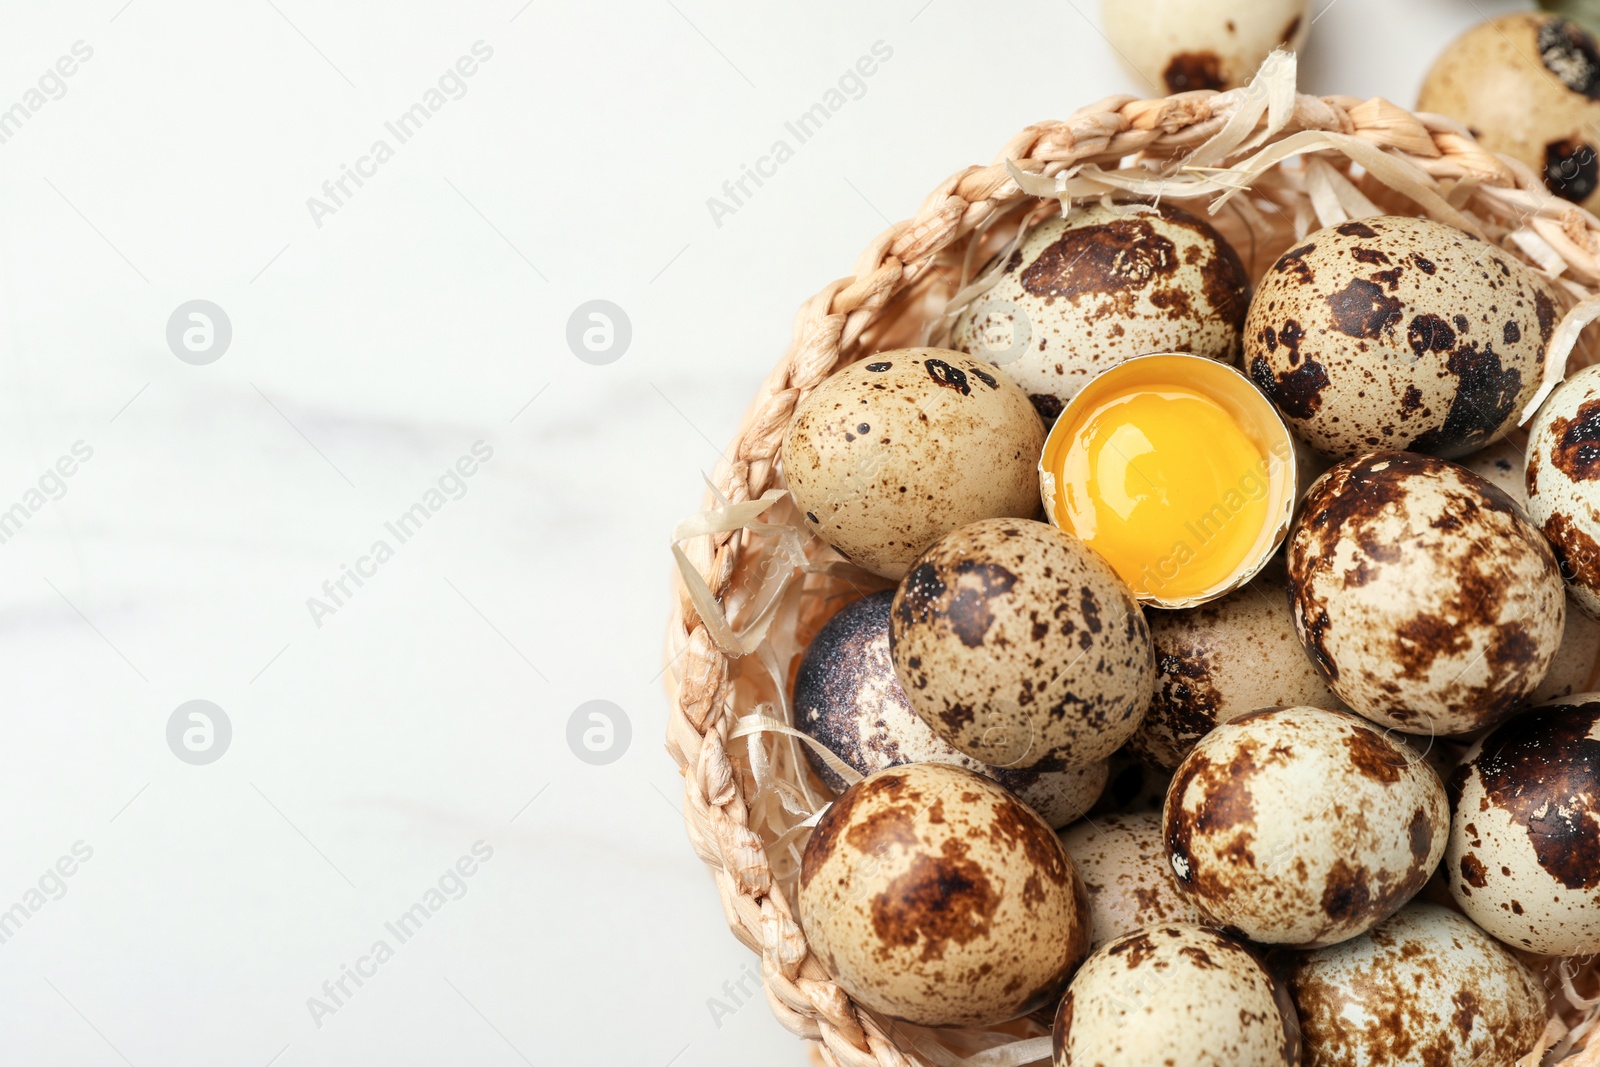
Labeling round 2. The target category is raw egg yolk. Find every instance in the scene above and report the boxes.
[1050,386,1269,600]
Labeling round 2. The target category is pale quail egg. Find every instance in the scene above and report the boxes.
[1288,902,1547,1067]
[794,591,1108,827]
[1165,706,1448,948]
[1287,452,1565,736]
[950,203,1250,420]
[1420,14,1600,212]
[1528,363,1600,619]
[1447,696,1600,956]
[1053,923,1298,1067]
[1100,0,1309,93]
[1460,436,1529,504]
[783,349,1044,579]
[1131,565,1343,769]
[890,518,1155,770]
[1245,215,1559,459]
[1059,812,1198,949]
[798,762,1089,1026]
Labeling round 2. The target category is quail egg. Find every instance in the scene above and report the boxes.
[1528,363,1600,619]
[798,762,1089,1026]
[1460,436,1529,504]
[794,591,1108,827]
[950,203,1251,420]
[1245,215,1559,459]
[1060,812,1198,949]
[783,349,1044,579]
[890,518,1155,770]
[1288,452,1565,735]
[1131,566,1344,769]
[1288,902,1547,1067]
[1446,696,1600,956]
[1053,924,1299,1067]
[1165,706,1448,948]
[1100,0,1309,93]
[1420,14,1600,212]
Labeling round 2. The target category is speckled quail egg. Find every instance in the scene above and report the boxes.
[1420,14,1600,212]
[1100,0,1309,93]
[798,762,1089,1026]
[950,203,1251,420]
[1060,812,1198,949]
[1288,452,1565,736]
[1447,696,1600,956]
[1529,363,1600,620]
[783,349,1044,579]
[1131,566,1344,770]
[1053,924,1299,1067]
[1165,706,1448,948]
[1288,902,1546,1067]
[794,591,1108,827]
[1245,215,1559,459]
[890,518,1155,770]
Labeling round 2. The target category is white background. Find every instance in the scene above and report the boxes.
[0,0,1530,1063]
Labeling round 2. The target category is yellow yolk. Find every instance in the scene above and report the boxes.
[1050,385,1271,601]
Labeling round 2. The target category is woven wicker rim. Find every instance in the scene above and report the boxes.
[663,66,1600,1067]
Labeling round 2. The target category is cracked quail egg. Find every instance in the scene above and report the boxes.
[1053,923,1299,1067]
[1447,696,1600,956]
[889,518,1155,771]
[798,762,1090,1026]
[783,348,1044,579]
[1131,564,1344,769]
[1100,0,1309,93]
[1528,363,1600,620]
[1421,13,1600,213]
[1164,706,1448,948]
[1059,812,1197,949]
[950,203,1251,420]
[1287,902,1547,1067]
[793,590,1108,827]
[1245,215,1559,459]
[1287,452,1565,736]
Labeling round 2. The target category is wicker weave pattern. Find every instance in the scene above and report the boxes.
[664,84,1600,1067]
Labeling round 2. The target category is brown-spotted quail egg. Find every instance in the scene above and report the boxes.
[1165,706,1448,948]
[1529,363,1600,620]
[1288,902,1547,1067]
[1131,566,1344,770]
[890,518,1155,770]
[1245,215,1559,459]
[1420,14,1600,212]
[783,349,1044,579]
[798,762,1089,1026]
[1059,812,1198,949]
[1288,452,1565,736]
[1447,696,1600,955]
[1053,924,1299,1067]
[1100,0,1309,93]
[950,203,1251,420]
[794,591,1108,827]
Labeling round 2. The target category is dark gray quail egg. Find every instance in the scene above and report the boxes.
[793,591,1107,827]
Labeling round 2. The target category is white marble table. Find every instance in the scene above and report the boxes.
[0,0,1529,1062]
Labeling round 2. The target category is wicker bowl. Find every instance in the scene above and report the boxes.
[664,55,1600,1067]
